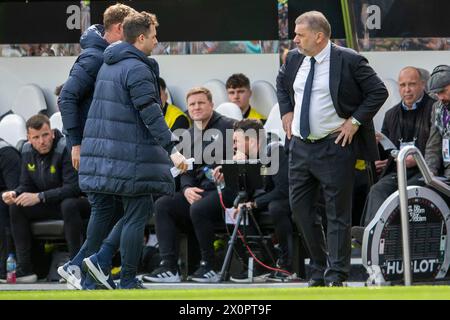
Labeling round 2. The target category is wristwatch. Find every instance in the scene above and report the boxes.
[38,192,46,203]
[351,117,361,126]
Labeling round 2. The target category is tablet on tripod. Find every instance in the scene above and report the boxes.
[220,160,263,199]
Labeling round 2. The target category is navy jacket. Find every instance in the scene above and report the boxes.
[79,41,176,197]
[277,44,388,161]
[58,25,109,147]
[14,130,81,204]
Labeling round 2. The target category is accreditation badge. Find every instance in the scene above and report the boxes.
[443,138,450,162]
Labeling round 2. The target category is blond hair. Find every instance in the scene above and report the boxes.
[186,87,213,103]
[103,3,136,30]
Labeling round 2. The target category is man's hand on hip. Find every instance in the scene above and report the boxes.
[72,145,81,171]
[282,112,293,139]
[335,118,359,147]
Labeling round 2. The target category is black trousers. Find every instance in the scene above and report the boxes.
[289,136,356,283]
[361,171,424,227]
[256,199,293,268]
[155,190,224,267]
[10,197,91,269]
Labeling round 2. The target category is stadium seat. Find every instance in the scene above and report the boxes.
[264,103,285,144]
[203,79,228,108]
[215,102,243,121]
[49,111,63,132]
[0,113,27,149]
[250,80,277,117]
[12,84,48,121]
[373,78,401,132]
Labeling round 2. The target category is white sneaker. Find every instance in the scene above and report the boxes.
[57,263,82,290]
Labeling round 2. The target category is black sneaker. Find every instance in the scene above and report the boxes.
[190,261,220,283]
[142,261,181,283]
[230,267,270,283]
[267,270,298,282]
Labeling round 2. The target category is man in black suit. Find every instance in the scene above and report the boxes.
[276,11,388,287]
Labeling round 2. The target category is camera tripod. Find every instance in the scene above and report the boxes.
[219,190,275,282]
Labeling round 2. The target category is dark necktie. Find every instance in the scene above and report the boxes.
[300,57,316,139]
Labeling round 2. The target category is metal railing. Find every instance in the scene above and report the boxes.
[395,145,450,286]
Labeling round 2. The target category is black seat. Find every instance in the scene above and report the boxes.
[31,220,65,240]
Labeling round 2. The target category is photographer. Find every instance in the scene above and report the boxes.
[214,119,296,282]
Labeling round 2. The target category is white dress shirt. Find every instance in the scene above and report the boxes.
[292,41,345,140]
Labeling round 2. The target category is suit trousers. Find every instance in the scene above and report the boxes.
[289,136,356,282]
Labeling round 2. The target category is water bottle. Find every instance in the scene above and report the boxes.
[6,254,16,284]
[203,166,225,190]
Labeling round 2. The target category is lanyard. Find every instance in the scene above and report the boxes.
[443,108,450,129]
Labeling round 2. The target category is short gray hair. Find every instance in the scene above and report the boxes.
[295,11,331,38]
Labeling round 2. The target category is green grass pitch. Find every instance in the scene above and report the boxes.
[0,286,449,300]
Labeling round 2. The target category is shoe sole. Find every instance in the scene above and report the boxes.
[16,274,37,284]
[191,276,220,283]
[267,274,298,283]
[230,273,270,283]
[142,275,181,283]
[82,259,114,290]
[57,266,82,290]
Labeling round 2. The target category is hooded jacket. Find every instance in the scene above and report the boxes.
[79,41,176,196]
[58,25,109,147]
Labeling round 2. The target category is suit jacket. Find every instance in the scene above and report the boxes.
[276,43,388,161]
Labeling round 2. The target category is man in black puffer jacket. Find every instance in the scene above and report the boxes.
[2,115,90,283]
[79,12,187,290]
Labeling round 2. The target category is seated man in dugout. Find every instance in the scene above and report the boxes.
[2,114,91,283]
[226,73,267,124]
[359,66,435,229]
[143,87,235,283]
[213,119,297,283]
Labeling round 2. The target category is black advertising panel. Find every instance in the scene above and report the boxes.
[90,0,279,42]
[352,0,450,38]
[288,0,346,40]
[0,1,82,44]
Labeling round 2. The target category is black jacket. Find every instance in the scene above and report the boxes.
[254,142,289,209]
[179,111,235,193]
[14,130,81,204]
[276,44,388,161]
[0,139,21,192]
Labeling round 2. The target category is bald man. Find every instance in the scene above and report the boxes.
[361,66,436,226]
